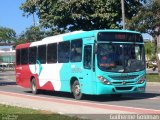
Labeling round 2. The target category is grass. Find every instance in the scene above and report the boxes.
[146,74,160,82]
[0,104,83,120]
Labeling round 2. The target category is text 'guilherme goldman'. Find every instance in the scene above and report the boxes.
[110,114,160,120]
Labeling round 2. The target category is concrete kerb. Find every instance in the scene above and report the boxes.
[147,82,160,86]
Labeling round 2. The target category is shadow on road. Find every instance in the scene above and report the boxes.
[25,90,73,99]
[24,90,160,102]
[0,82,17,86]
[82,93,160,102]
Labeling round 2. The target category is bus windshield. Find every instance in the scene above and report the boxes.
[97,43,145,73]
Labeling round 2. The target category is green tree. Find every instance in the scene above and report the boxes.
[0,27,16,44]
[145,42,154,60]
[126,0,160,58]
[20,0,145,32]
[17,26,46,45]
[126,0,160,74]
[126,0,160,35]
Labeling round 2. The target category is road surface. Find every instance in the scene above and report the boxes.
[0,71,160,120]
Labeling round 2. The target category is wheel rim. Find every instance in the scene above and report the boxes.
[32,81,36,92]
[74,84,80,95]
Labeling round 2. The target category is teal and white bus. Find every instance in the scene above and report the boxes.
[16,29,146,99]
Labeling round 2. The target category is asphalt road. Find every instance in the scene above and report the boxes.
[0,71,160,111]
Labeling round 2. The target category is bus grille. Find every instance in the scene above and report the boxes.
[112,81,134,85]
[109,75,138,80]
[115,87,133,91]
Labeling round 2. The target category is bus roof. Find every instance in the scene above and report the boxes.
[16,29,141,49]
[42,29,140,41]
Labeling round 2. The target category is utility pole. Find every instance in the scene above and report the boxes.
[32,0,37,27]
[121,0,125,29]
[33,13,36,27]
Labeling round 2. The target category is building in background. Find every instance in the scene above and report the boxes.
[0,46,15,70]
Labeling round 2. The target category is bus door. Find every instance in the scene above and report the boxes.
[82,44,96,94]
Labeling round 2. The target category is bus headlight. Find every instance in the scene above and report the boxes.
[137,76,146,84]
[98,76,111,85]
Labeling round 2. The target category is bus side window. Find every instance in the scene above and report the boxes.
[70,39,82,62]
[47,43,57,63]
[29,47,37,64]
[38,45,46,64]
[16,49,21,65]
[83,45,92,69]
[21,48,29,65]
[58,41,70,63]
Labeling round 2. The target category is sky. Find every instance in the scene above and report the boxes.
[0,0,38,35]
[0,0,153,40]
[142,33,153,42]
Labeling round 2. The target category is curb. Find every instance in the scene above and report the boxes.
[147,82,160,86]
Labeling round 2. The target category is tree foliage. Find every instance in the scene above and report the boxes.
[20,0,38,16]
[126,0,160,59]
[17,26,46,45]
[20,0,145,32]
[126,0,160,37]
[145,42,154,60]
[0,27,16,44]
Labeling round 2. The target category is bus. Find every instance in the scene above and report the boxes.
[15,29,146,100]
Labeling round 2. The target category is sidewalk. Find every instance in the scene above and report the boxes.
[146,68,158,74]
[0,91,160,120]
[147,82,160,86]
[0,91,129,114]
[0,91,130,120]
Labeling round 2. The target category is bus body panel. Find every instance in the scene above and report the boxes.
[59,63,73,92]
[16,43,31,88]
[29,63,62,91]
[16,65,32,88]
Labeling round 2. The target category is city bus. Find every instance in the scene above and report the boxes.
[15,29,146,100]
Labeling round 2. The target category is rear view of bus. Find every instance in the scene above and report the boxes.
[95,30,146,96]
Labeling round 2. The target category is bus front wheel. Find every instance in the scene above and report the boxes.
[31,78,39,94]
[72,80,83,100]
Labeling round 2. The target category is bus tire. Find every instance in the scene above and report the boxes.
[31,78,39,94]
[72,80,83,100]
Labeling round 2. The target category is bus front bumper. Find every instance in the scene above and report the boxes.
[96,82,146,95]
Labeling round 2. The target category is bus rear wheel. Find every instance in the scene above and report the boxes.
[31,78,39,94]
[72,80,83,100]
